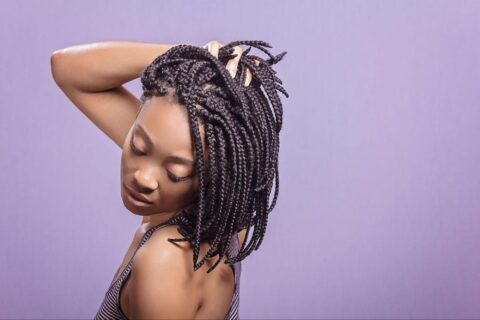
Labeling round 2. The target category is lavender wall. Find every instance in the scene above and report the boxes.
[1,0,479,318]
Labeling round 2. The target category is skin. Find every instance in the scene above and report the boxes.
[120,91,206,226]
[119,89,238,319]
[51,40,250,319]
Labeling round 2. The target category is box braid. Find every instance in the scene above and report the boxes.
[138,40,289,273]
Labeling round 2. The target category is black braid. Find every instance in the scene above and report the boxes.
[139,40,289,272]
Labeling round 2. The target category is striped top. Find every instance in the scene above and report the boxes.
[94,223,242,319]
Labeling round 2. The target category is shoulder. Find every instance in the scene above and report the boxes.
[136,224,195,271]
[128,225,198,318]
[238,228,247,248]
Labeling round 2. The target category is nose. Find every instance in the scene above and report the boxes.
[133,167,159,193]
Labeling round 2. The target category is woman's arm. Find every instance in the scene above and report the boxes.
[51,41,176,92]
[50,41,176,148]
[51,41,175,226]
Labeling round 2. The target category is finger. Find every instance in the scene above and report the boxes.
[244,68,253,87]
[244,59,260,87]
[210,41,221,59]
[202,41,221,58]
[225,46,243,79]
[202,82,215,90]
[202,41,212,51]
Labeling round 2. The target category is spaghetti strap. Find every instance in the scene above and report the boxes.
[94,224,242,320]
[225,233,242,319]
[106,222,171,290]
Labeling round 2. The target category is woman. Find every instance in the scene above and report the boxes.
[50,39,288,319]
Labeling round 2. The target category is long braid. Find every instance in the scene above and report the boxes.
[139,40,288,272]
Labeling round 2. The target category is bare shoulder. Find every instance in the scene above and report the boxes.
[134,224,194,272]
[128,225,198,318]
[128,225,244,318]
[238,228,247,248]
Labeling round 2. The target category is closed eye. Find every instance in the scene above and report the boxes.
[167,171,192,182]
[130,136,144,155]
[131,135,192,183]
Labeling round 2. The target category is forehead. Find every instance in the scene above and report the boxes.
[136,95,195,154]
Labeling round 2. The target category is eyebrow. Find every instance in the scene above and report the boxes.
[134,124,195,166]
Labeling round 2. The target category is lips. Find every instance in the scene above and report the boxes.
[124,184,153,204]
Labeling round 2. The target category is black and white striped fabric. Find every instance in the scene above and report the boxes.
[94,223,242,320]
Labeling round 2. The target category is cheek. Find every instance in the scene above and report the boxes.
[166,180,197,198]
[159,184,198,208]
[191,174,200,191]
[177,177,200,202]
[119,151,130,178]
[120,152,126,175]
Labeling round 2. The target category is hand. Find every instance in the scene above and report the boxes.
[202,40,258,87]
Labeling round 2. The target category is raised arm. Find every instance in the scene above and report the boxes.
[50,40,176,148]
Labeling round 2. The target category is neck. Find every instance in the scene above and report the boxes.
[142,203,197,230]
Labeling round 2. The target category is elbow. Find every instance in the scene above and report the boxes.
[50,50,69,87]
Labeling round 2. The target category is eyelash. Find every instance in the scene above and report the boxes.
[130,136,191,183]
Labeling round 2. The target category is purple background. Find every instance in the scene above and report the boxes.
[1,0,479,318]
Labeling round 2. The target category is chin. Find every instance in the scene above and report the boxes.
[122,201,147,215]
[121,190,154,215]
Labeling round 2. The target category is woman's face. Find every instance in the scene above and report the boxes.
[120,93,207,217]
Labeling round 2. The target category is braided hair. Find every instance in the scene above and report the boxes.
[139,40,289,273]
